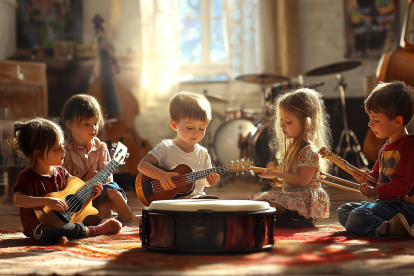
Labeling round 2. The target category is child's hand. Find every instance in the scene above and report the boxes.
[44,197,68,212]
[91,183,103,200]
[206,172,220,186]
[258,169,279,179]
[159,171,179,191]
[353,171,367,183]
[359,183,378,198]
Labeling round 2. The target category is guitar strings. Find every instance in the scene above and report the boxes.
[63,160,119,217]
[150,166,230,193]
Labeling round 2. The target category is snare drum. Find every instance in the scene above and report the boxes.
[140,199,275,253]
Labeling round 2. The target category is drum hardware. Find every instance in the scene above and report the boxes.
[306,61,369,169]
[235,73,289,126]
[318,147,377,186]
[203,90,229,103]
[140,199,275,253]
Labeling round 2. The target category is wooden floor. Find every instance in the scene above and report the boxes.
[0,173,369,229]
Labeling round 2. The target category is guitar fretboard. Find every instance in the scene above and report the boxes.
[73,159,120,205]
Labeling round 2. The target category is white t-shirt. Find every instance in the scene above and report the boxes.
[148,139,212,195]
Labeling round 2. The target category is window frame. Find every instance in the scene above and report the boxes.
[178,0,230,80]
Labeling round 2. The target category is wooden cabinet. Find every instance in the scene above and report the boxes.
[0,59,48,120]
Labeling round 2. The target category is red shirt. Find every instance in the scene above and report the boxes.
[368,134,414,201]
[12,166,70,238]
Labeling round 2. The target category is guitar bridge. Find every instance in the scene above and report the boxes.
[53,210,71,223]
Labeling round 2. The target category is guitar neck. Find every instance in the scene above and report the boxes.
[177,166,229,183]
[78,159,119,197]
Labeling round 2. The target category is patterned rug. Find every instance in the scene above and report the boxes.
[1,220,414,276]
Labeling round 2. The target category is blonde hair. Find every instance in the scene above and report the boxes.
[169,91,212,123]
[12,117,64,164]
[61,94,104,135]
[270,88,332,174]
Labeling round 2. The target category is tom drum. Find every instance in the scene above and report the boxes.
[140,199,275,253]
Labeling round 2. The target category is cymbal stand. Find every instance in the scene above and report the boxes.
[253,78,267,126]
[335,74,369,168]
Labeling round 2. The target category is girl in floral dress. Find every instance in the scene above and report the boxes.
[248,88,332,228]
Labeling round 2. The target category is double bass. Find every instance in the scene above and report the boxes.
[87,14,151,174]
[363,0,414,162]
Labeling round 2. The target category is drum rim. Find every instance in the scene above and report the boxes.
[142,207,276,216]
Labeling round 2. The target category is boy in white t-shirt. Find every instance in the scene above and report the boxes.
[137,91,220,198]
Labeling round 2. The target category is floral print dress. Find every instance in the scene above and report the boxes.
[248,145,329,219]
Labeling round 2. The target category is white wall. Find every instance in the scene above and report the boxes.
[0,0,17,59]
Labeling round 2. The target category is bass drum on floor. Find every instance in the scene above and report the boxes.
[213,119,272,168]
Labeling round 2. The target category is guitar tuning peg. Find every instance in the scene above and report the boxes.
[126,153,130,158]
[231,160,234,163]
[112,143,117,148]
[241,158,244,162]
[111,148,115,153]
[236,159,239,162]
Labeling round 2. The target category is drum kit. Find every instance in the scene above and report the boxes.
[209,60,367,178]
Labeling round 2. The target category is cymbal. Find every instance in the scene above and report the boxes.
[204,94,228,103]
[305,61,362,76]
[235,73,290,85]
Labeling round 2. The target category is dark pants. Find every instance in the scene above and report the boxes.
[32,222,87,243]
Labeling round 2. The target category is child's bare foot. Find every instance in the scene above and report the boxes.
[59,236,69,245]
[94,218,122,236]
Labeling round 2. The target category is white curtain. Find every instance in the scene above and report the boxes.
[138,0,181,109]
[224,0,261,80]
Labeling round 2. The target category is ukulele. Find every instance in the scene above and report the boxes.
[34,142,129,229]
[135,160,251,206]
[319,147,377,186]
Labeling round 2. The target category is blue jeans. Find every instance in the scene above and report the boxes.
[337,200,414,238]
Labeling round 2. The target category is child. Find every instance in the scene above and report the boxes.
[12,117,122,243]
[61,94,134,223]
[337,81,414,238]
[248,88,332,228]
[137,91,220,198]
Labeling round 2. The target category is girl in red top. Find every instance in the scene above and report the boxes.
[12,117,121,243]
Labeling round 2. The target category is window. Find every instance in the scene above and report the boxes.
[178,0,229,81]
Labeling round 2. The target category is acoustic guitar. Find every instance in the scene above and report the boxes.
[363,0,414,162]
[135,160,251,206]
[34,142,128,229]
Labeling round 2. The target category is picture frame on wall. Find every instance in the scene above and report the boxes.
[344,0,400,59]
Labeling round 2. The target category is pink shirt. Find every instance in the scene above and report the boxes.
[63,137,112,183]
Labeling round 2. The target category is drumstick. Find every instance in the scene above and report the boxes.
[319,147,377,186]
[320,179,360,193]
[321,172,360,187]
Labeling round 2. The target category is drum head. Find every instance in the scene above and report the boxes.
[248,122,272,168]
[213,119,257,166]
[148,199,272,212]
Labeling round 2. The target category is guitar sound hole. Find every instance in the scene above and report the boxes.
[66,194,83,213]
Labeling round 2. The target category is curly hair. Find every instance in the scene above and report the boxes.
[270,88,332,174]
